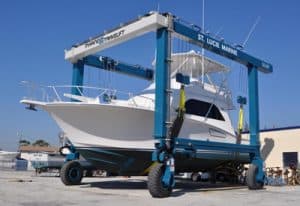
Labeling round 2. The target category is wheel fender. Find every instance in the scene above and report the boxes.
[252,159,265,183]
[162,158,175,187]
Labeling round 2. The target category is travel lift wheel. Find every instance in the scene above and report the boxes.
[148,81,187,198]
[60,160,83,185]
[148,163,173,198]
[246,164,264,190]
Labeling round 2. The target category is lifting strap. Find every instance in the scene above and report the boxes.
[236,105,244,144]
[169,85,186,138]
[238,105,244,132]
[179,84,186,114]
[236,96,246,144]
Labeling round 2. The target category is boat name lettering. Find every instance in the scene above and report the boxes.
[85,29,125,48]
[198,32,238,56]
[221,44,237,56]
[198,34,204,42]
[207,38,220,49]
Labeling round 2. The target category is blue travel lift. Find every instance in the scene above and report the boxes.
[64,12,273,198]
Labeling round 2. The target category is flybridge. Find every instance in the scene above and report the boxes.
[65,11,272,73]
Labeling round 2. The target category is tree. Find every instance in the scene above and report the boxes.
[32,139,50,147]
[19,139,31,146]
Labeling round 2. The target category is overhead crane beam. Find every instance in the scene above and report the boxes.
[172,18,273,73]
[65,11,272,74]
[71,55,153,96]
[65,12,168,63]
[84,55,153,80]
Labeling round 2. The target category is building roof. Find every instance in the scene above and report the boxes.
[243,125,300,134]
[19,145,59,153]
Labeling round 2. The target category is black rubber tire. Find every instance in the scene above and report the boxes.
[210,170,216,184]
[246,164,264,190]
[217,173,226,182]
[148,163,172,198]
[60,161,83,186]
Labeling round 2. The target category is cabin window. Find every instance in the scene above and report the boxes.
[185,99,225,121]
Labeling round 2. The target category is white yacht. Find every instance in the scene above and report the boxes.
[21,51,244,175]
[0,151,18,161]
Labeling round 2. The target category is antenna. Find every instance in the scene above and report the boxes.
[242,16,261,48]
[214,26,223,38]
[157,3,160,12]
[201,0,205,84]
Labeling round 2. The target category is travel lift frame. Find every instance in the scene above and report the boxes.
[64,12,273,197]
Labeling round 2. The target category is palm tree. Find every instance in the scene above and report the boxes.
[32,139,50,147]
[19,139,31,146]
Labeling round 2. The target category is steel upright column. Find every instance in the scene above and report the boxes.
[248,66,260,147]
[148,26,175,198]
[248,65,264,182]
[71,60,84,96]
[154,28,170,140]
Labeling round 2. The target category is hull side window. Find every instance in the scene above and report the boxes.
[185,99,225,121]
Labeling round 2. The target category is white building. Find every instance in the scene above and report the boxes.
[243,126,300,169]
[20,146,59,170]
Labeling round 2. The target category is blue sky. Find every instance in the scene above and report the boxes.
[0,0,299,151]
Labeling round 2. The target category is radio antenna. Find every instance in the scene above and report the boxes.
[242,16,261,48]
[201,0,205,84]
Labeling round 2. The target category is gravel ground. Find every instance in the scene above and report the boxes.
[0,170,300,206]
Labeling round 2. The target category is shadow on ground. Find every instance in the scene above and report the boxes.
[80,178,247,197]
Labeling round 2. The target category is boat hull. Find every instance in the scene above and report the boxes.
[0,152,18,161]
[76,146,250,175]
[26,102,247,175]
[44,103,237,150]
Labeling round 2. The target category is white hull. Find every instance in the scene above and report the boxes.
[41,102,237,150]
[0,152,18,161]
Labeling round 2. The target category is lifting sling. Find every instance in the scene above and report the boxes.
[169,85,186,138]
[236,105,244,144]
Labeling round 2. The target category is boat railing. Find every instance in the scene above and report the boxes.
[192,81,233,109]
[129,94,155,109]
[21,82,154,108]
